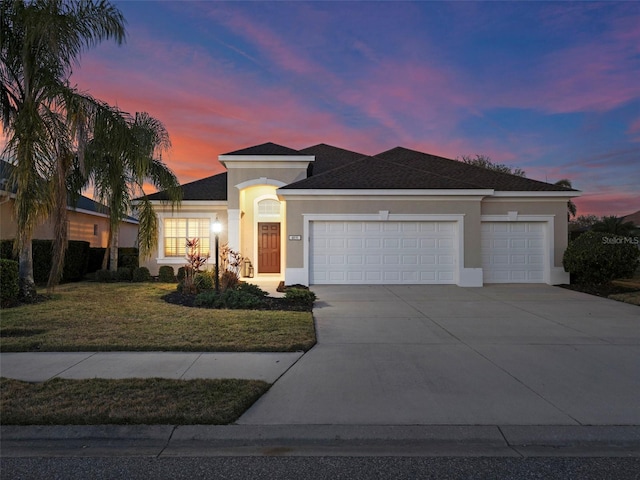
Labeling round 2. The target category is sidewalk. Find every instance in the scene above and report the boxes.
[0,351,303,383]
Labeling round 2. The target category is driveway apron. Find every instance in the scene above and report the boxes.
[237,284,640,426]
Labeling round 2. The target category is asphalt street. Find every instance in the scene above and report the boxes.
[2,456,640,480]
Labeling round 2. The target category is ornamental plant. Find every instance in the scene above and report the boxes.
[182,238,210,294]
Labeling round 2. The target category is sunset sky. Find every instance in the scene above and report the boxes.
[69,1,639,217]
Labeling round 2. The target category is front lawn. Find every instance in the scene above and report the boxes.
[0,377,269,425]
[0,282,316,352]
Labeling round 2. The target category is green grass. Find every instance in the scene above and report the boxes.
[0,377,269,425]
[0,282,316,352]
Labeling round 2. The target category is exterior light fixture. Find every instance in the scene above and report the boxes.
[212,217,223,291]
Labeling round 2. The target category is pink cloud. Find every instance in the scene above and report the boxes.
[574,192,640,218]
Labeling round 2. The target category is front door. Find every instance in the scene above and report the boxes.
[258,222,281,273]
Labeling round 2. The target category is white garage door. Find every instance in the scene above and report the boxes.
[310,221,457,284]
[481,222,545,283]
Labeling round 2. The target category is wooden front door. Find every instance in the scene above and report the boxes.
[258,223,281,273]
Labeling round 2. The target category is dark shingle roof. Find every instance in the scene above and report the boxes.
[375,147,576,192]
[281,155,484,190]
[223,142,301,156]
[298,144,367,176]
[282,146,577,192]
[147,172,227,201]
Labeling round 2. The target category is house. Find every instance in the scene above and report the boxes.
[622,210,640,228]
[143,142,580,287]
[0,160,138,248]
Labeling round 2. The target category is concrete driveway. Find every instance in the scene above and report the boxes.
[238,284,640,426]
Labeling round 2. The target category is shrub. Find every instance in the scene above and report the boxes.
[30,240,91,283]
[116,267,133,282]
[195,288,265,309]
[237,282,268,297]
[87,247,139,273]
[63,241,90,282]
[158,266,176,283]
[563,231,640,285]
[132,267,151,283]
[0,259,19,307]
[0,240,14,260]
[118,248,139,270]
[95,269,113,283]
[177,267,187,282]
[87,248,106,273]
[220,270,239,291]
[285,288,317,306]
[31,240,53,283]
[194,271,214,291]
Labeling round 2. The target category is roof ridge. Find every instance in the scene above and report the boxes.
[223,142,300,156]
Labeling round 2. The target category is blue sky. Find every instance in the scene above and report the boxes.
[71,1,640,216]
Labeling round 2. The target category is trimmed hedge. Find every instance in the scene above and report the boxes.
[132,266,151,282]
[158,265,176,283]
[0,259,19,307]
[285,288,317,306]
[563,231,640,285]
[87,247,139,273]
[0,239,89,283]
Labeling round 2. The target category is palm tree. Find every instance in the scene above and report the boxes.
[554,179,577,219]
[1,0,125,298]
[87,110,181,272]
[592,216,637,236]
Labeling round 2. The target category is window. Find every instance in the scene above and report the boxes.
[164,218,210,257]
[258,199,280,216]
[93,224,98,236]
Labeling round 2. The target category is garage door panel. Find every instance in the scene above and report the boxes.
[311,221,457,284]
[481,222,546,283]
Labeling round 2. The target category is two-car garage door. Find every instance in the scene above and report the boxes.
[310,221,457,284]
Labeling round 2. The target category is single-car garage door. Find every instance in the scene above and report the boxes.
[310,221,457,284]
[481,222,545,283]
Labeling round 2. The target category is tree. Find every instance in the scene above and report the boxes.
[554,178,577,219]
[569,214,599,232]
[87,109,181,272]
[592,216,637,236]
[458,154,526,177]
[1,0,125,298]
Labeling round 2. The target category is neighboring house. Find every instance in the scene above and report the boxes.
[144,142,580,287]
[622,210,640,228]
[0,160,138,248]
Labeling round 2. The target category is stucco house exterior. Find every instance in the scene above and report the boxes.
[143,142,580,287]
[0,160,138,248]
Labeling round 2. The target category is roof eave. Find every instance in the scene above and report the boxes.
[491,190,582,197]
[278,188,495,197]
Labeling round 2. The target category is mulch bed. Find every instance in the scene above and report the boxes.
[558,283,640,299]
[161,291,311,312]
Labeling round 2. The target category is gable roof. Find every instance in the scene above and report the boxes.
[298,144,367,176]
[223,142,301,156]
[146,172,227,201]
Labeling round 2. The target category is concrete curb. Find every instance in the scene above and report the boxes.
[2,425,639,457]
